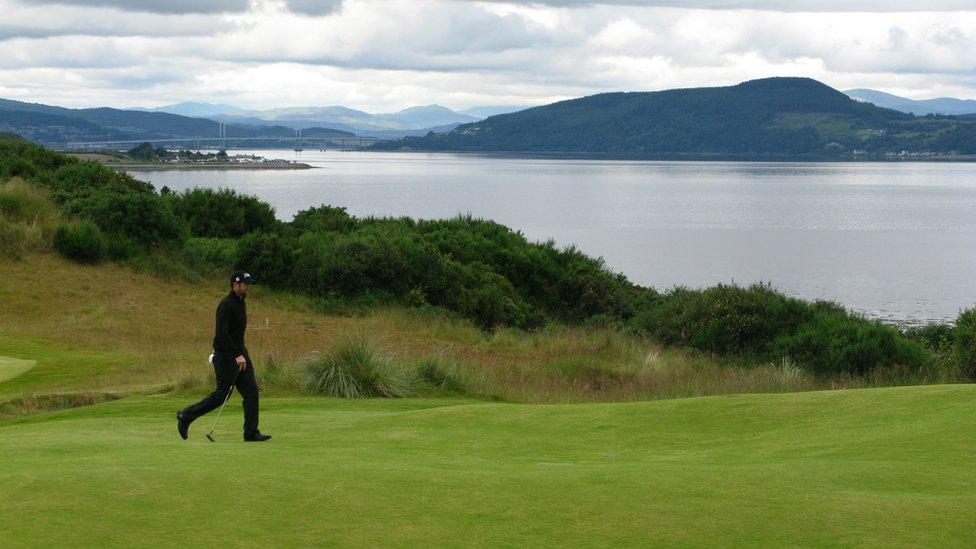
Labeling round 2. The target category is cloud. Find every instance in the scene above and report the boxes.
[0,0,974,111]
[494,0,976,11]
[13,0,253,13]
[282,0,343,15]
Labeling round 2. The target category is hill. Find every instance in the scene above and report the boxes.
[0,98,353,145]
[215,103,481,136]
[373,77,976,158]
[846,88,976,116]
[139,101,241,117]
[0,131,27,142]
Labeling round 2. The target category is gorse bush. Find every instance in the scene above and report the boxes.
[297,333,414,398]
[167,188,277,238]
[634,283,931,376]
[638,284,813,355]
[772,312,929,376]
[53,220,105,263]
[953,308,976,380]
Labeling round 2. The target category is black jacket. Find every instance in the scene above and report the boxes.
[213,291,247,357]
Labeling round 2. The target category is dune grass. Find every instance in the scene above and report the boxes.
[0,385,974,547]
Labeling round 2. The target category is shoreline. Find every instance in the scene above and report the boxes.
[110,162,315,171]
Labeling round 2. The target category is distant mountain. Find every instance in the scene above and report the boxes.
[372,77,976,158]
[845,89,976,116]
[458,105,532,118]
[140,102,241,118]
[214,104,481,136]
[0,97,353,145]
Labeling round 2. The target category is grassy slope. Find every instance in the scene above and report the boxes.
[0,386,974,546]
[3,253,842,405]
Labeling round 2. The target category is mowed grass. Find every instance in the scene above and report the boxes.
[0,356,34,384]
[1,385,974,547]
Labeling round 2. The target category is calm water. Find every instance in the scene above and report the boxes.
[133,150,976,325]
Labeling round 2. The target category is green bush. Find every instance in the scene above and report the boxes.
[772,312,929,376]
[296,333,414,398]
[638,283,813,355]
[62,187,185,247]
[953,309,976,380]
[168,188,277,238]
[236,231,296,286]
[53,220,105,263]
[291,204,356,234]
[182,237,237,274]
[634,283,930,376]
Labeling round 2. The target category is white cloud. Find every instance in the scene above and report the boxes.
[0,0,974,110]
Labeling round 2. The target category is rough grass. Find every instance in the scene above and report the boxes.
[0,177,59,257]
[0,386,974,546]
[0,253,962,407]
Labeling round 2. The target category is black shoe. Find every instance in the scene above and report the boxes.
[244,431,272,442]
[177,411,191,440]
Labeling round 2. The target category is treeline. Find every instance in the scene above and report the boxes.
[2,138,973,380]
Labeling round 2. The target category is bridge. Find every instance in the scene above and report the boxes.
[59,135,391,151]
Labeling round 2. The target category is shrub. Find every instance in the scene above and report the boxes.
[638,283,813,355]
[953,308,976,380]
[169,188,277,238]
[296,333,414,398]
[53,220,105,263]
[236,231,296,286]
[634,283,931,377]
[772,312,930,376]
[905,323,954,352]
[291,204,356,234]
[182,237,237,274]
[62,187,185,247]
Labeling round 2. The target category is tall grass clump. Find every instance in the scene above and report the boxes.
[297,333,414,398]
[414,355,467,394]
[0,177,59,257]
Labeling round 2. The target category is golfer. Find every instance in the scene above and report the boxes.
[177,271,271,442]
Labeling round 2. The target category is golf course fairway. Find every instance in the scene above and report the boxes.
[0,356,35,384]
[1,384,974,546]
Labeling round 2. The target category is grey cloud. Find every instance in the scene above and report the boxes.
[283,0,343,15]
[12,0,253,13]
[497,0,976,11]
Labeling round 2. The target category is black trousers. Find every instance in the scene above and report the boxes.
[180,351,259,437]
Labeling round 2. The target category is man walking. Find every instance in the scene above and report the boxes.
[177,271,271,442]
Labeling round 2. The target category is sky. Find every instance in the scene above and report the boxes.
[0,0,974,112]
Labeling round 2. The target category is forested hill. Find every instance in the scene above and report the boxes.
[372,77,976,158]
[0,98,354,145]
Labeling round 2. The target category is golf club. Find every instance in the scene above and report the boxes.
[205,370,240,442]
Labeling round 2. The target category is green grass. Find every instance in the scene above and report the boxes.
[0,356,34,384]
[1,385,974,546]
